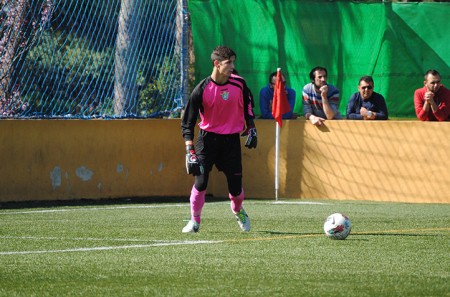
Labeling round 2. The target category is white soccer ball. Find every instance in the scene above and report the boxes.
[323,213,352,240]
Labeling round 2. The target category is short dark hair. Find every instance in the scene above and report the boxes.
[424,69,440,80]
[309,66,327,81]
[269,71,277,84]
[269,71,288,84]
[210,46,236,65]
[359,75,374,85]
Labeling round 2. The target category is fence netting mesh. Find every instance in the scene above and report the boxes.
[0,0,185,119]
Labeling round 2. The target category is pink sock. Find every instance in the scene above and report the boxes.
[229,189,244,213]
[190,185,206,224]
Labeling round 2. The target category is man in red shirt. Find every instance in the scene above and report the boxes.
[414,69,450,121]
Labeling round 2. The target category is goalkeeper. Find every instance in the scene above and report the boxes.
[181,45,257,233]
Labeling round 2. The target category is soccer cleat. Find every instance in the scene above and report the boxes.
[234,207,250,232]
[182,220,200,233]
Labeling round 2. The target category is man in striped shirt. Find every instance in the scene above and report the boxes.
[302,66,341,126]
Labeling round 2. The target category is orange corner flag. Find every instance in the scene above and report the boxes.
[272,68,291,127]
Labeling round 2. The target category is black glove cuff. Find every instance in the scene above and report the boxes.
[186,144,195,154]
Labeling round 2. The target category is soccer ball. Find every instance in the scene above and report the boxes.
[323,213,352,240]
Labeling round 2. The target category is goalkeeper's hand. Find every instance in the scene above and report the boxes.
[185,145,204,176]
[241,126,257,149]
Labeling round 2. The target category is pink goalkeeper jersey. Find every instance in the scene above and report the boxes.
[182,75,255,140]
[199,77,245,134]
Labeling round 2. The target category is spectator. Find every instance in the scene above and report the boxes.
[259,71,296,119]
[414,69,450,121]
[303,66,341,126]
[346,76,388,120]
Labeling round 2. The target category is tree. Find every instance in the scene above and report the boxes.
[0,0,52,116]
[114,0,139,116]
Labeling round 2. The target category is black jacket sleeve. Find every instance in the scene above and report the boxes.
[181,78,207,141]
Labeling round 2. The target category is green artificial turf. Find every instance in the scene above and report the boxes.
[0,199,448,297]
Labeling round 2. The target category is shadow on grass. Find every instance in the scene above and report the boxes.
[257,230,323,236]
[0,195,230,210]
[256,230,441,238]
[351,232,441,237]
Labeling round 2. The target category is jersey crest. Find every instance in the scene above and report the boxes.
[221,91,229,101]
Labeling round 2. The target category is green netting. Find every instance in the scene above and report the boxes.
[0,0,187,118]
[189,1,450,118]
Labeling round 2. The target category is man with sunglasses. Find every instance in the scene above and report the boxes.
[346,76,388,120]
[414,69,450,121]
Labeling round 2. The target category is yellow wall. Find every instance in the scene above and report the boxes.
[0,119,449,203]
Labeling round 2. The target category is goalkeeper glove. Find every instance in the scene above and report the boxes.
[241,126,257,149]
[185,145,204,176]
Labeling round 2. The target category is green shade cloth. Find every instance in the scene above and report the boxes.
[189,1,450,118]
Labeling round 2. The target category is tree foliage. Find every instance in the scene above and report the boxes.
[0,0,183,118]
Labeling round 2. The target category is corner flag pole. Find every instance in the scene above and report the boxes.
[275,122,280,200]
[272,67,291,201]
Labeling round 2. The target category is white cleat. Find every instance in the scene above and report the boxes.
[182,220,200,233]
[234,207,250,232]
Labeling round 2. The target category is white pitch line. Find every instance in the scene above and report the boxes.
[0,240,222,255]
[0,236,177,242]
[0,204,188,215]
